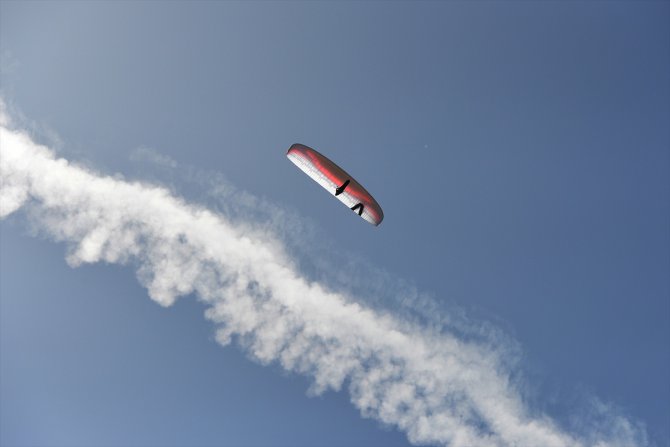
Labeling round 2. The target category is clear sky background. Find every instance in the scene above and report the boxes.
[1,2,668,446]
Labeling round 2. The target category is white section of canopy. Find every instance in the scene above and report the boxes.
[287,151,338,194]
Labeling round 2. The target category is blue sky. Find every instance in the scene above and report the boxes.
[1,2,668,446]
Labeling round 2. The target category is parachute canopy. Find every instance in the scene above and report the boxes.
[287,143,384,226]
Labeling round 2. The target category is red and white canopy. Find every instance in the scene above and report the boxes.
[287,144,384,226]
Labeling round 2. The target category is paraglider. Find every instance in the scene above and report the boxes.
[286,144,384,226]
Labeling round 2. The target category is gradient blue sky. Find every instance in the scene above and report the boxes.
[1,2,668,446]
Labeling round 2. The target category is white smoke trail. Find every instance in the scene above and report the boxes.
[0,109,647,447]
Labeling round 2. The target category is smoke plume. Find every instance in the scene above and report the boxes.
[0,108,647,447]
